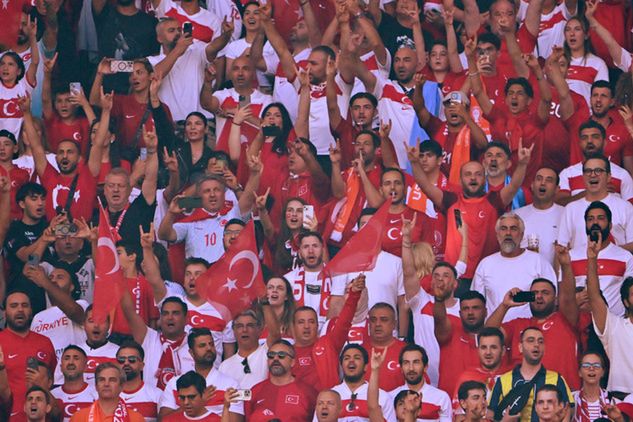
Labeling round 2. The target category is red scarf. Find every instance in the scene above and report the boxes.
[330,169,360,242]
[574,389,608,422]
[156,333,187,390]
[293,267,331,317]
[88,399,130,422]
[177,202,234,223]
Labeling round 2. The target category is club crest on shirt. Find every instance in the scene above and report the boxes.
[285,394,300,405]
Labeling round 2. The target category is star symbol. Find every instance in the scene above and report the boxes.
[224,278,238,292]
[2,0,8,10]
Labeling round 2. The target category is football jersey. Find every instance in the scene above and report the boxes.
[566,54,609,107]
[361,339,406,392]
[324,381,396,422]
[41,162,97,221]
[515,203,564,267]
[517,1,573,59]
[0,165,30,220]
[51,383,98,422]
[266,48,311,121]
[0,77,34,138]
[559,161,633,201]
[77,341,119,384]
[389,382,452,422]
[382,207,432,257]
[121,382,161,422]
[154,0,222,43]
[246,379,318,422]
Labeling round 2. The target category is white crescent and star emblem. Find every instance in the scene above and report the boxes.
[387,360,399,371]
[223,251,260,291]
[97,237,120,275]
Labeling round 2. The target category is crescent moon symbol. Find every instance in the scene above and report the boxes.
[228,250,259,289]
[97,237,120,275]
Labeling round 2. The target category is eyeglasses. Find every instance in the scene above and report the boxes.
[267,351,294,360]
[580,362,603,369]
[242,358,251,374]
[582,168,607,176]
[117,356,140,364]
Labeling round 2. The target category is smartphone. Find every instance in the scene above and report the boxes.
[234,389,252,401]
[110,60,134,73]
[27,254,40,267]
[262,125,281,137]
[178,197,203,210]
[27,357,39,371]
[69,82,82,96]
[454,209,462,229]
[302,205,314,228]
[589,228,601,243]
[183,21,193,36]
[512,291,536,303]
[238,94,250,108]
[139,147,147,161]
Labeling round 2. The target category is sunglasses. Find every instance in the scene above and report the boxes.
[267,351,294,360]
[117,356,140,364]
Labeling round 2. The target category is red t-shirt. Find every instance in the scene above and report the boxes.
[256,139,291,195]
[246,379,318,422]
[497,25,537,78]
[426,115,481,176]
[44,114,91,157]
[451,365,511,410]
[41,162,97,221]
[502,312,580,390]
[0,165,30,220]
[485,104,546,186]
[0,329,56,416]
[0,0,28,49]
[97,160,132,185]
[382,207,432,257]
[110,95,173,149]
[569,111,633,166]
[110,275,160,335]
[588,0,631,67]
[482,73,510,107]
[437,323,480,395]
[362,339,406,392]
[419,69,467,98]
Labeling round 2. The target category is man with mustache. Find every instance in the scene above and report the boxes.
[116,341,160,421]
[51,346,97,421]
[472,212,556,322]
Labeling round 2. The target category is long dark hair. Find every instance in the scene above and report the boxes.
[0,52,26,82]
[262,102,293,156]
[274,197,307,272]
[89,116,121,168]
[563,16,593,61]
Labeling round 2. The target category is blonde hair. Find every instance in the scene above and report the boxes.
[411,242,435,279]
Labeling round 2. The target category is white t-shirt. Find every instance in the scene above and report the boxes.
[517,1,573,59]
[41,260,95,304]
[320,381,396,422]
[154,0,223,44]
[594,311,633,393]
[120,382,162,422]
[0,77,34,138]
[51,383,98,422]
[472,250,557,322]
[351,49,391,96]
[570,242,633,317]
[291,73,353,155]
[203,0,241,41]
[347,251,404,312]
[558,161,633,201]
[557,193,633,251]
[284,266,348,328]
[172,204,244,263]
[13,153,59,179]
[566,54,609,107]
[218,343,269,389]
[77,341,120,384]
[389,382,453,422]
[407,290,460,387]
[159,369,244,415]
[266,48,311,122]
[515,204,564,267]
[142,327,195,389]
[147,42,210,121]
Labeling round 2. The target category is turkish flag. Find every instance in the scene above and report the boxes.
[196,220,265,321]
[321,198,391,277]
[92,200,127,324]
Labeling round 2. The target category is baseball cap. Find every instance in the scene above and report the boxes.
[0,129,17,144]
[442,91,470,107]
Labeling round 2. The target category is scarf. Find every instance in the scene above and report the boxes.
[406,172,447,216]
[330,169,360,242]
[575,389,608,422]
[156,333,187,390]
[177,202,234,223]
[448,125,471,186]
[88,399,130,422]
[294,267,331,317]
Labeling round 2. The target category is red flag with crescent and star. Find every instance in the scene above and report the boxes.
[320,198,391,278]
[196,220,265,321]
[92,200,127,324]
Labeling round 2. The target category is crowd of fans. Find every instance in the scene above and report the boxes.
[1,0,633,419]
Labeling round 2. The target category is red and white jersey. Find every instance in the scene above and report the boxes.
[266,48,311,121]
[78,341,119,384]
[570,242,633,318]
[291,73,353,155]
[213,87,272,145]
[147,42,210,121]
[204,0,242,41]
[172,205,243,263]
[317,382,396,422]
[121,382,161,422]
[222,39,277,88]
[154,0,222,43]
[347,251,404,311]
[566,54,609,107]
[389,382,452,422]
[407,290,460,387]
[616,46,633,73]
[13,153,58,179]
[352,49,391,95]
[142,327,195,389]
[159,369,243,416]
[32,301,89,385]
[0,78,34,138]
[374,77,417,168]
[559,161,633,201]
[51,383,98,422]
[178,295,235,367]
[558,193,633,251]
[517,1,573,59]
[320,319,369,344]
[472,250,557,322]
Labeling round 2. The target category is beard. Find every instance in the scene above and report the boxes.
[500,239,518,254]
[343,372,365,384]
[586,223,610,243]
[405,373,424,386]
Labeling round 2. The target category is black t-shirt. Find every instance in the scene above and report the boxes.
[378,13,415,58]
[105,192,157,246]
[3,220,48,273]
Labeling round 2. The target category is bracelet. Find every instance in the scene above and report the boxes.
[147,149,157,155]
[402,242,412,248]
[232,122,242,126]
[468,71,479,77]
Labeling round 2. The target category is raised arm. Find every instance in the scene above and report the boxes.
[140,224,168,303]
[206,18,234,62]
[525,54,551,124]
[461,0,482,37]
[464,37,493,115]
[120,288,148,344]
[0,178,10,247]
[356,15,389,68]
[261,298,281,346]
[300,0,322,46]
[544,47,574,120]
[41,53,58,120]
[484,288,521,330]
[260,2,297,81]
[253,188,274,242]
[378,120,398,168]
[402,214,421,301]
[89,59,112,107]
[24,16,40,86]
[412,75,432,127]
[502,29,529,78]
[356,154,384,208]
[17,96,47,178]
[368,348,388,422]
[72,85,97,124]
[41,0,61,51]
[295,68,311,139]
[237,153,262,215]
[410,6,428,70]
[157,195,186,243]
[585,0,624,68]
[522,0,543,38]
[587,234,607,333]
[458,102,488,150]
[499,141,533,206]
[443,8,464,73]
[556,243,579,326]
[141,125,159,205]
[329,141,346,199]
[326,56,342,132]
[432,274,455,345]
[152,32,193,78]
[227,106,251,163]
[407,141,444,208]
[87,88,111,177]
[0,347,10,404]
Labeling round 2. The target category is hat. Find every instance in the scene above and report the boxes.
[0,129,17,144]
[442,91,470,107]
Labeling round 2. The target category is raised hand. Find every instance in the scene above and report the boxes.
[97,58,113,76]
[405,139,421,164]
[17,95,32,114]
[585,0,598,20]
[350,273,367,292]
[0,176,10,194]
[233,104,252,125]
[168,194,186,215]
[223,169,239,190]
[442,7,454,26]
[501,288,524,308]
[43,52,58,74]
[142,124,158,151]
[222,16,235,35]
[379,119,392,140]
[522,53,540,70]
[587,233,602,260]
[554,242,571,266]
[247,152,263,174]
[100,86,114,113]
[253,187,270,211]
[517,139,534,165]
[259,2,272,21]
[163,147,179,173]
[139,223,155,249]
[297,66,310,88]
[329,140,342,165]
[401,212,417,240]
[370,347,388,371]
